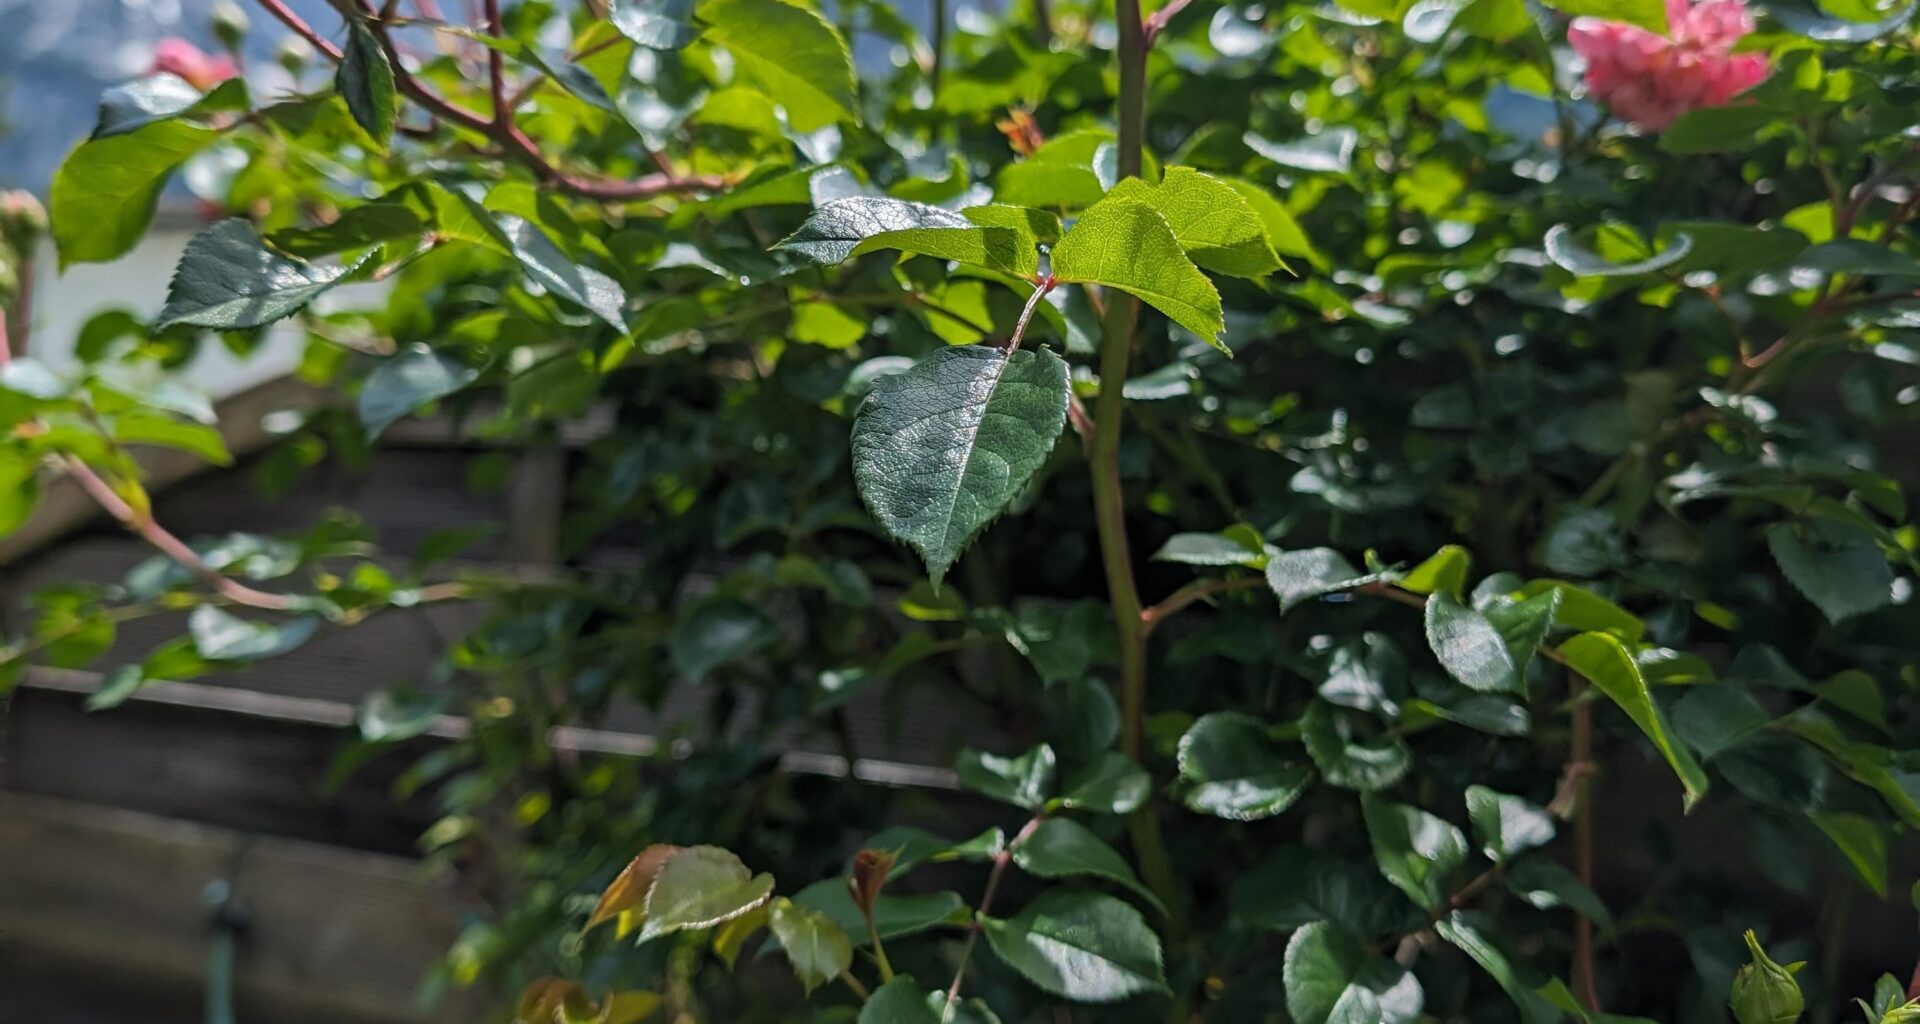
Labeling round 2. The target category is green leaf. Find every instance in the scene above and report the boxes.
[1051,197,1226,349]
[1797,240,1920,277]
[670,598,780,679]
[1533,0,1666,32]
[1482,588,1560,683]
[1812,813,1888,896]
[51,119,220,266]
[498,215,629,329]
[1222,176,1321,265]
[858,978,943,1024]
[188,606,320,661]
[156,220,366,330]
[1057,751,1152,814]
[270,201,428,259]
[1504,857,1614,932]
[768,897,853,994]
[1557,632,1709,811]
[109,413,231,466]
[1465,786,1555,863]
[956,743,1056,809]
[1399,545,1470,599]
[698,0,856,131]
[1434,912,1559,1024]
[1517,580,1643,642]
[359,346,481,437]
[1266,548,1388,613]
[1012,818,1163,912]
[1177,712,1313,820]
[1245,128,1359,174]
[777,197,973,264]
[613,0,700,47]
[850,345,1069,583]
[1671,686,1771,760]
[1283,921,1424,1024]
[1105,168,1284,277]
[338,23,398,149]
[639,846,776,940]
[1231,847,1414,939]
[1152,529,1268,567]
[1425,591,1521,694]
[1658,105,1777,155]
[1766,524,1893,623]
[1362,795,1468,912]
[790,880,967,943]
[1300,700,1412,791]
[981,889,1167,1002]
[93,73,215,139]
[1545,223,1693,278]
[0,458,41,535]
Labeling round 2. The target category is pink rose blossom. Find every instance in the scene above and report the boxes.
[152,38,239,91]
[1568,0,1768,131]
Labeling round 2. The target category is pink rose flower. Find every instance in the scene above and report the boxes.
[1568,0,1768,131]
[152,37,239,91]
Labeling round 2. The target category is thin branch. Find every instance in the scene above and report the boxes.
[256,0,343,60]
[1140,575,1265,635]
[1002,278,1056,353]
[945,816,1044,1019]
[1142,0,1194,44]
[1067,395,1094,450]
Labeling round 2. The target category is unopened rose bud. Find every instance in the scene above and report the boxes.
[848,847,898,919]
[1730,930,1805,1024]
[212,2,249,53]
[277,35,313,76]
[0,190,47,255]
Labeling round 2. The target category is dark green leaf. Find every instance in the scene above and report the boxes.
[1425,591,1521,694]
[188,606,320,661]
[1177,712,1313,820]
[1152,529,1268,567]
[1058,752,1152,814]
[1013,818,1163,912]
[850,345,1069,583]
[1766,523,1894,623]
[1659,105,1776,154]
[93,73,211,139]
[1812,813,1888,896]
[1231,846,1415,939]
[1266,548,1388,613]
[1300,700,1412,791]
[1284,921,1424,1024]
[768,897,853,994]
[1362,795,1467,912]
[498,215,629,329]
[956,743,1056,810]
[359,346,481,437]
[1544,223,1692,278]
[338,23,398,149]
[670,598,779,679]
[857,978,943,1024]
[157,220,366,330]
[1465,786,1554,863]
[1504,857,1614,932]
[1434,912,1559,1024]
[981,889,1167,1002]
[791,880,967,943]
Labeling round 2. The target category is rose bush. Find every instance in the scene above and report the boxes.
[2,0,1918,1021]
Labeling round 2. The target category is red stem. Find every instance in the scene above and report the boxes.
[1140,575,1265,635]
[945,816,1044,1014]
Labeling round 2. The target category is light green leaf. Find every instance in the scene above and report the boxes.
[850,345,1068,583]
[613,0,700,48]
[1399,545,1470,599]
[1362,795,1468,912]
[1465,786,1555,863]
[1435,912,1560,1024]
[1266,548,1389,613]
[698,0,856,131]
[956,743,1056,809]
[1177,712,1313,820]
[188,606,320,661]
[1659,105,1778,155]
[109,413,231,466]
[156,220,366,330]
[1221,176,1321,266]
[338,23,397,149]
[1517,580,1642,642]
[1425,591,1521,694]
[1766,523,1893,623]
[1284,921,1424,1024]
[768,897,853,994]
[1300,700,1412,792]
[93,73,219,139]
[1152,528,1268,568]
[51,119,220,266]
[1533,0,1666,33]
[1557,632,1709,811]
[1106,168,1284,277]
[1012,818,1163,912]
[1052,197,1226,349]
[639,845,776,939]
[0,458,41,535]
[359,346,481,437]
[981,889,1167,1002]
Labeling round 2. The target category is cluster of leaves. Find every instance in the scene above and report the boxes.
[5,0,1920,1021]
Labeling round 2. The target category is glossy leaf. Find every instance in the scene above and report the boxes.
[1012,818,1163,912]
[699,0,856,131]
[157,220,366,330]
[1105,167,1285,277]
[1300,700,1412,791]
[1766,524,1893,623]
[1284,921,1424,1024]
[338,23,397,149]
[1425,591,1521,694]
[1558,632,1709,810]
[187,607,320,662]
[612,0,699,48]
[639,845,776,940]
[1177,712,1313,820]
[51,119,220,266]
[1465,786,1555,863]
[359,347,481,437]
[956,743,1056,809]
[1267,548,1389,613]
[1362,795,1468,912]
[768,897,853,994]
[981,889,1167,1002]
[850,345,1068,583]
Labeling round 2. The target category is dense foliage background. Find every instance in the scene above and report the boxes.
[2,0,1917,1021]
